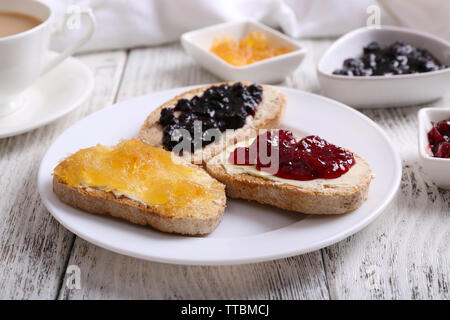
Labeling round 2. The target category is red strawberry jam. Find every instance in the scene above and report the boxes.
[229,130,356,180]
[427,118,450,158]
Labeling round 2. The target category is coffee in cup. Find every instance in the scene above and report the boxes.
[0,11,42,38]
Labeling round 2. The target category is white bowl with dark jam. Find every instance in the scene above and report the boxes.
[317,26,450,108]
[181,20,307,83]
[418,107,450,190]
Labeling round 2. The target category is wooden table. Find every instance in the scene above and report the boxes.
[0,40,448,300]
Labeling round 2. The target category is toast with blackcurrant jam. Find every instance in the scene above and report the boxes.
[206,130,374,215]
[139,82,286,163]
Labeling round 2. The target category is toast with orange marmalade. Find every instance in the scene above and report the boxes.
[53,138,226,235]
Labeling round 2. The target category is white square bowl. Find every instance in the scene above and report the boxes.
[317,26,450,108]
[418,107,450,189]
[181,20,307,83]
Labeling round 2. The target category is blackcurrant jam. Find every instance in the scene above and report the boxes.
[333,41,447,76]
[159,82,263,151]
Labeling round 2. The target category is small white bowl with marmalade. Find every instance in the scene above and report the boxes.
[181,20,307,83]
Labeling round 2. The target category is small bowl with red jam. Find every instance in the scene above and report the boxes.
[317,26,450,108]
[418,107,450,189]
[181,20,306,83]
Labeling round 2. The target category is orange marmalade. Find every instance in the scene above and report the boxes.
[210,31,292,66]
[53,139,224,214]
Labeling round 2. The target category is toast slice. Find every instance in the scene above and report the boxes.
[53,177,225,235]
[53,139,226,236]
[139,82,286,163]
[206,138,373,215]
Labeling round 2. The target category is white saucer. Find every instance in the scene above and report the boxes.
[38,86,402,265]
[0,52,94,138]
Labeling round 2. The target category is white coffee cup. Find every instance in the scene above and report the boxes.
[0,0,95,116]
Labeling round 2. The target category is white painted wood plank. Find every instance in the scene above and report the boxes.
[116,43,220,102]
[0,51,126,299]
[59,239,329,300]
[283,39,332,94]
[59,43,330,300]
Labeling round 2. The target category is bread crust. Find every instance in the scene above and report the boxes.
[139,82,286,163]
[205,155,372,215]
[53,177,226,236]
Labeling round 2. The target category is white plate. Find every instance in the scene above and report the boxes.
[38,86,401,265]
[0,52,94,138]
[317,26,450,108]
[181,21,307,83]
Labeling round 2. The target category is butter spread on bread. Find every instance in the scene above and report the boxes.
[222,139,372,191]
